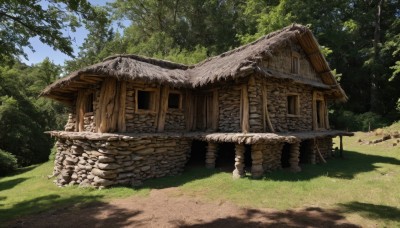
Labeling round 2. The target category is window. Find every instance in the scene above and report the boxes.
[168,92,181,109]
[85,93,94,113]
[291,52,300,74]
[137,90,155,111]
[287,95,299,116]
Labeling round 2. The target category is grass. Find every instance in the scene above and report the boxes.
[1,124,399,226]
[0,161,148,223]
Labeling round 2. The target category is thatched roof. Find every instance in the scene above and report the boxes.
[42,24,347,102]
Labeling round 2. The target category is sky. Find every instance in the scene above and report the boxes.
[21,0,113,66]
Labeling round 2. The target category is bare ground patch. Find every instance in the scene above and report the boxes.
[7,187,359,228]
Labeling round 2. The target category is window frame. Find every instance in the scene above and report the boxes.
[135,88,157,113]
[167,91,183,111]
[287,93,300,117]
[291,51,300,74]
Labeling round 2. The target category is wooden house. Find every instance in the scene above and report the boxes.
[42,24,353,187]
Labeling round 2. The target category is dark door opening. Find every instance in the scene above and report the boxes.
[281,143,291,168]
[187,140,207,167]
[215,143,235,172]
[299,140,313,164]
[244,144,252,173]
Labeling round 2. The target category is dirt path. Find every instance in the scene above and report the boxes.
[7,188,359,228]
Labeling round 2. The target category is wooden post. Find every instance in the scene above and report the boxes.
[262,83,274,132]
[206,142,217,168]
[251,144,264,178]
[241,84,250,133]
[157,86,169,132]
[185,90,194,131]
[312,91,318,130]
[289,142,301,172]
[340,135,343,158]
[233,143,245,179]
[75,91,86,132]
[117,81,127,132]
[212,89,219,131]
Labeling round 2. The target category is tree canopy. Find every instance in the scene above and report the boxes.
[1,0,400,166]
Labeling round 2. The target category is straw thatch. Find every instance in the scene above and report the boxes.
[42,24,347,102]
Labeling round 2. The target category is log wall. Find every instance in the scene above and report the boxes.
[53,135,191,188]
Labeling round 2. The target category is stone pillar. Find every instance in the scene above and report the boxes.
[251,144,264,178]
[289,142,301,172]
[205,142,217,169]
[232,143,245,179]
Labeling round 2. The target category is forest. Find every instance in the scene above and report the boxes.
[0,0,399,171]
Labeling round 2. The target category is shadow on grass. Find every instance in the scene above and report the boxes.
[338,201,400,222]
[0,178,29,191]
[264,150,400,181]
[142,166,219,190]
[2,194,144,227]
[177,207,359,227]
[12,165,39,176]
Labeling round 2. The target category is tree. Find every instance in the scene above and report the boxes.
[0,0,101,62]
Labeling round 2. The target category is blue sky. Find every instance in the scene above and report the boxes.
[21,0,114,66]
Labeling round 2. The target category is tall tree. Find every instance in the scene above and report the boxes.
[0,0,101,61]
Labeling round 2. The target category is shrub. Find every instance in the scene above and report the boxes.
[330,110,389,132]
[0,149,18,176]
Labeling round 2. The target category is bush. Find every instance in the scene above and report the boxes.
[0,149,18,176]
[330,110,389,132]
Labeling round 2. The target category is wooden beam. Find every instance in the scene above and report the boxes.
[312,91,318,130]
[117,81,127,132]
[75,91,86,132]
[212,89,219,131]
[241,84,250,133]
[339,135,343,158]
[157,86,169,132]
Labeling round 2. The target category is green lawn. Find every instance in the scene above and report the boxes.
[1,129,399,226]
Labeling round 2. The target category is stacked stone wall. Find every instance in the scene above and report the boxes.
[218,84,241,132]
[248,76,264,132]
[53,135,191,188]
[261,142,284,171]
[165,110,185,131]
[267,80,313,132]
[316,137,333,162]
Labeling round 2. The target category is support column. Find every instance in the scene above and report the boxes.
[339,135,343,158]
[289,142,301,172]
[251,144,264,178]
[232,143,245,179]
[205,142,217,168]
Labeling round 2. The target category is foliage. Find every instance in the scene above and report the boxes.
[0,59,66,166]
[0,149,18,176]
[330,110,388,132]
[0,0,104,62]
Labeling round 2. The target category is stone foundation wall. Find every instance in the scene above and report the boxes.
[53,135,191,188]
[316,137,333,162]
[218,84,241,132]
[261,142,284,171]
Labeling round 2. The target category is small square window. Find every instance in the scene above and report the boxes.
[137,90,155,111]
[85,93,94,113]
[287,95,299,115]
[168,92,181,109]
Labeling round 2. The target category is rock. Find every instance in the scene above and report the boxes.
[93,176,114,186]
[141,166,151,171]
[97,163,120,170]
[91,168,117,179]
[98,156,115,163]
